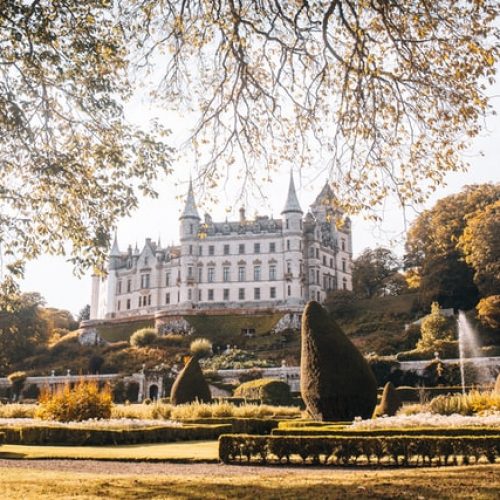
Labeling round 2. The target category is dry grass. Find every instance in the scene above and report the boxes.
[0,463,498,499]
[0,404,36,419]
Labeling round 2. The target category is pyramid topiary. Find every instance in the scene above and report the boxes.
[300,301,377,421]
[373,382,402,417]
[170,355,212,405]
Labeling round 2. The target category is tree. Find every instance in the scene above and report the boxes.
[417,302,455,351]
[77,305,91,323]
[352,247,400,298]
[459,200,500,297]
[0,1,172,292]
[476,295,500,330]
[405,184,500,309]
[0,293,49,374]
[122,1,499,212]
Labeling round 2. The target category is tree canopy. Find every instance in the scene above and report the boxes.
[1,0,499,296]
[405,184,500,309]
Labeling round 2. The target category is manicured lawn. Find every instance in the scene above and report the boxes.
[0,464,498,499]
[0,440,219,462]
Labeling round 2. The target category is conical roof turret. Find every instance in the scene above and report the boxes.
[180,178,200,219]
[110,232,120,256]
[281,170,303,214]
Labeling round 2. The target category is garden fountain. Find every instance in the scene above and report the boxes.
[457,310,492,393]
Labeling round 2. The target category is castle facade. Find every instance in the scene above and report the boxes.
[89,173,352,320]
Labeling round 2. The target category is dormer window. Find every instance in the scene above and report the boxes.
[189,223,194,234]
[141,273,150,289]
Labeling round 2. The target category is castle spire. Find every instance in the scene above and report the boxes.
[180,178,200,219]
[110,231,120,256]
[281,170,303,214]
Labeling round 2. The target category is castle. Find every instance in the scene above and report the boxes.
[89,173,352,322]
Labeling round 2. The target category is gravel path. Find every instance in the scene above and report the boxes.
[0,459,357,477]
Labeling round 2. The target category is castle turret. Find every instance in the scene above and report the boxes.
[179,179,201,241]
[281,171,304,305]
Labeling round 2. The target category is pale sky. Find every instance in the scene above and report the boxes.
[19,78,500,317]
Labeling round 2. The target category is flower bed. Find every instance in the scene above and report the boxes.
[219,434,500,466]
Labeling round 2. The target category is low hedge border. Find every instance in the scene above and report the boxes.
[0,424,231,446]
[277,420,349,429]
[219,434,500,466]
[271,427,500,437]
[178,418,280,435]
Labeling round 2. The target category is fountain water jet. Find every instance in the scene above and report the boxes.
[457,310,492,392]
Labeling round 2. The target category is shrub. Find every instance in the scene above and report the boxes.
[234,378,291,405]
[365,355,400,387]
[190,338,213,358]
[477,295,500,329]
[125,382,140,403]
[22,384,40,400]
[130,328,158,348]
[428,390,500,416]
[0,403,36,418]
[170,356,212,405]
[35,380,113,422]
[7,371,27,401]
[88,354,104,374]
[300,301,377,421]
[373,382,402,417]
[112,379,127,403]
[417,302,455,351]
[219,434,500,466]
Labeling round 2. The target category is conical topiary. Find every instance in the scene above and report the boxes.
[170,355,211,405]
[373,382,402,418]
[300,301,377,421]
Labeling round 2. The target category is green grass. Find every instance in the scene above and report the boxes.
[0,464,498,499]
[0,440,219,462]
[97,319,155,342]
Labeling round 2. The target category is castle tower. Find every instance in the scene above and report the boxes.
[281,171,304,305]
[104,232,121,317]
[179,179,201,305]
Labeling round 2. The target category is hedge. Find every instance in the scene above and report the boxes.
[178,418,279,435]
[277,420,349,429]
[234,379,291,405]
[271,427,500,437]
[219,435,500,466]
[0,424,231,446]
[396,386,475,403]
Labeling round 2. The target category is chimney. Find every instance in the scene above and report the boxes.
[239,206,246,222]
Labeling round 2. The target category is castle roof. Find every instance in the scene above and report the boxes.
[110,232,120,256]
[281,171,303,214]
[180,179,200,219]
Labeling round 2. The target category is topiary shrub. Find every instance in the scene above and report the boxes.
[170,356,211,405]
[373,382,402,417]
[234,378,291,405]
[300,301,377,421]
[36,380,112,422]
[130,328,158,348]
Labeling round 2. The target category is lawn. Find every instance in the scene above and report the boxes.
[0,440,219,462]
[0,463,498,499]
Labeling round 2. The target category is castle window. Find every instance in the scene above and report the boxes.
[239,244,245,254]
[239,288,245,300]
[254,265,261,281]
[224,244,230,255]
[330,258,333,268]
[316,270,320,283]
[208,289,214,301]
[223,266,230,282]
[287,285,291,296]
[223,288,230,300]
[189,223,193,234]
[138,296,142,307]
[342,259,346,272]
[270,287,276,299]
[189,245,193,255]
[117,300,121,311]
[166,293,170,304]
[254,288,261,300]
[309,247,314,257]
[315,248,319,258]
[198,267,203,283]
[126,299,131,310]
[209,245,215,256]
[140,274,150,289]
[198,246,203,256]
[188,289,192,301]
[198,289,202,301]
[166,273,170,286]
[254,243,260,254]
[177,291,180,302]
[127,279,131,293]
[207,267,215,283]
[322,255,326,266]
[148,294,151,306]
[343,278,347,290]
[188,266,193,278]
[310,269,315,284]
[238,266,246,282]
[269,242,276,253]
[286,219,289,229]
[287,262,292,274]
[127,259,132,269]
[269,265,276,281]
[287,239,291,251]
[341,238,346,251]
[117,281,122,294]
